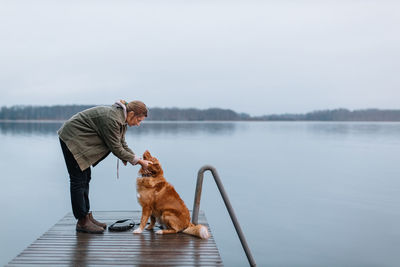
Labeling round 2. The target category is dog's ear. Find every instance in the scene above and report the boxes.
[143,150,151,159]
[150,161,163,175]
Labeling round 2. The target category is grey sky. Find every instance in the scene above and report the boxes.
[0,0,399,115]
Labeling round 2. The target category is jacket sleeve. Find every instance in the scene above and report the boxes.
[98,118,138,165]
[121,125,140,164]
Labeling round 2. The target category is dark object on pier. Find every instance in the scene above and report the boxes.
[108,219,135,231]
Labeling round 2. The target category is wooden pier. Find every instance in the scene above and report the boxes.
[7,211,223,266]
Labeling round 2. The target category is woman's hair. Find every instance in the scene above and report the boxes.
[121,100,148,117]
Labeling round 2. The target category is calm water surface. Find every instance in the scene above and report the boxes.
[1,121,400,266]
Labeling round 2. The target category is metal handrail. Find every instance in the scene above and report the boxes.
[192,165,256,267]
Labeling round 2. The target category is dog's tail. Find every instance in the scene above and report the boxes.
[183,223,210,239]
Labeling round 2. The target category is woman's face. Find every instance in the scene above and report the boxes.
[127,112,145,126]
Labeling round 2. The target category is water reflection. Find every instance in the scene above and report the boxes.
[132,122,236,136]
[0,121,62,136]
[134,230,208,267]
[0,121,237,136]
[70,233,91,267]
[306,122,400,137]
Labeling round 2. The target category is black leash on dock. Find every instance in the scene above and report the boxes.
[108,219,135,231]
[108,220,164,231]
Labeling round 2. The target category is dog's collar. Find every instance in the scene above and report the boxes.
[141,173,153,177]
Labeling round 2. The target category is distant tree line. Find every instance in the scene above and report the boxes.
[256,108,400,121]
[0,105,400,121]
[148,107,251,121]
[0,105,250,121]
[0,105,95,120]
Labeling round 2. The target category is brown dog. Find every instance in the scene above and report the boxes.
[133,150,210,239]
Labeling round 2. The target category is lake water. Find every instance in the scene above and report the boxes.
[1,121,400,266]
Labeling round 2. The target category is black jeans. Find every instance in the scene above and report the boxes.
[60,138,91,220]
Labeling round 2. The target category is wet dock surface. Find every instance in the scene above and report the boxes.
[7,210,223,266]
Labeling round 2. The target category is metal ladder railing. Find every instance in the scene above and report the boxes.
[192,165,257,267]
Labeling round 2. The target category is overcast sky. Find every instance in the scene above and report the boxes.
[0,0,399,115]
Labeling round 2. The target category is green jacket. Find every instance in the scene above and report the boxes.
[58,104,138,171]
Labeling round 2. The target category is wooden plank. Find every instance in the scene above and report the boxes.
[6,211,223,266]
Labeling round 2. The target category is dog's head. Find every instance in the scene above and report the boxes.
[139,150,163,177]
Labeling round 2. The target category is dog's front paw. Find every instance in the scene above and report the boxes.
[155,230,163,235]
[133,228,143,234]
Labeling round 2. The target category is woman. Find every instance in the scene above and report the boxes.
[58,100,151,234]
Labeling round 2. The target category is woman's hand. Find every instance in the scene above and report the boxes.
[138,159,152,169]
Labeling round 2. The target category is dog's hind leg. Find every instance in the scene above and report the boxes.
[133,207,151,234]
[156,229,177,235]
[156,212,182,235]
